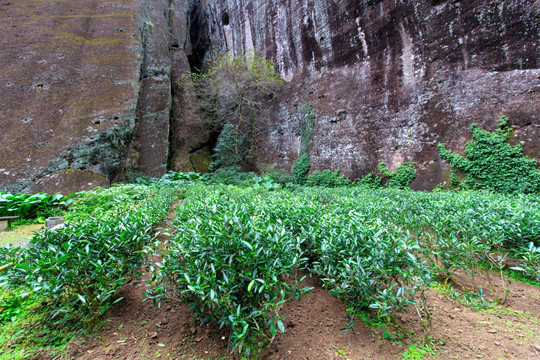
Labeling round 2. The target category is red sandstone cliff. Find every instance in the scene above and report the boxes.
[0,0,538,192]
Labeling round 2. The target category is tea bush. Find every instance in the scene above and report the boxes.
[356,173,383,189]
[378,162,417,189]
[1,184,181,331]
[149,187,311,357]
[3,174,540,356]
[150,184,540,350]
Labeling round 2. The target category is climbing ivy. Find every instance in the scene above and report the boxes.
[291,103,315,185]
[298,103,315,157]
[292,154,311,185]
[378,162,417,189]
[438,116,540,194]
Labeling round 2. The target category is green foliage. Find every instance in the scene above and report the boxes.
[0,289,29,326]
[146,184,539,351]
[306,169,351,188]
[2,175,540,357]
[438,116,540,194]
[511,242,540,281]
[189,53,283,170]
[0,290,76,360]
[149,188,311,358]
[252,176,281,190]
[123,170,151,184]
[0,185,181,332]
[261,166,293,185]
[202,166,256,186]
[155,171,201,183]
[356,173,383,189]
[0,192,71,220]
[208,123,251,172]
[297,103,315,157]
[378,162,417,189]
[292,154,311,185]
[132,171,202,186]
[402,343,436,359]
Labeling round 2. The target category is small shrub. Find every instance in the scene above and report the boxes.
[209,123,250,172]
[150,192,311,357]
[123,170,151,184]
[202,166,256,185]
[261,166,293,185]
[378,162,417,189]
[292,154,311,185]
[356,173,383,189]
[1,185,180,332]
[0,192,71,220]
[306,169,351,188]
[512,242,540,281]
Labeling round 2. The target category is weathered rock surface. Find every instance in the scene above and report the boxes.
[0,0,141,192]
[0,0,207,193]
[0,0,538,192]
[197,0,539,188]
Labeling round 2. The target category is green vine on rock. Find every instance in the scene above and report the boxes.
[291,103,315,185]
[378,162,417,189]
[292,154,311,185]
[438,116,540,194]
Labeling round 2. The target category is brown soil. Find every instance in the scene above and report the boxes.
[64,207,540,360]
[64,267,540,360]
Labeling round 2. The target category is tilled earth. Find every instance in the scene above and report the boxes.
[65,265,540,360]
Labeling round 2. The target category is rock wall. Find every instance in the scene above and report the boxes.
[198,0,540,188]
[0,0,207,193]
[0,0,538,192]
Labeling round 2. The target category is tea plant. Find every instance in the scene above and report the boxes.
[149,188,311,358]
[378,162,417,189]
[306,169,351,187]
[1,185,181,331]
[512,242,540,281]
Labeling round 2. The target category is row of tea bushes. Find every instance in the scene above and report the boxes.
[151,185,540,356]
[0,184,182,331]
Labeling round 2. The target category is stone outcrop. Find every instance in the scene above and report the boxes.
[0,0,208,193]
[197,0,539,188]
[0,0,538,192]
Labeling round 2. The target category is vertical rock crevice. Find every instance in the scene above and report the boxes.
[130,0,173,178]
[167,0,213,173]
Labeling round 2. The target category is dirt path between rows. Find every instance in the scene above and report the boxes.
[65,204,540,360]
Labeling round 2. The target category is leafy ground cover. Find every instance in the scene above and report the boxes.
[0,191,72,221]
[0,179,539,359]
[0,184,183,359]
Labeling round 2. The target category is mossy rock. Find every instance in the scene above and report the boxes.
[190,150,212,173]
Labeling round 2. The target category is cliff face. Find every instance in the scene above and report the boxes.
[0,0,208,193]
[197,0,539,188]
[0,0,538,192]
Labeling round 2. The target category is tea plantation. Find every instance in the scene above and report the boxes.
[0,176,539,359]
